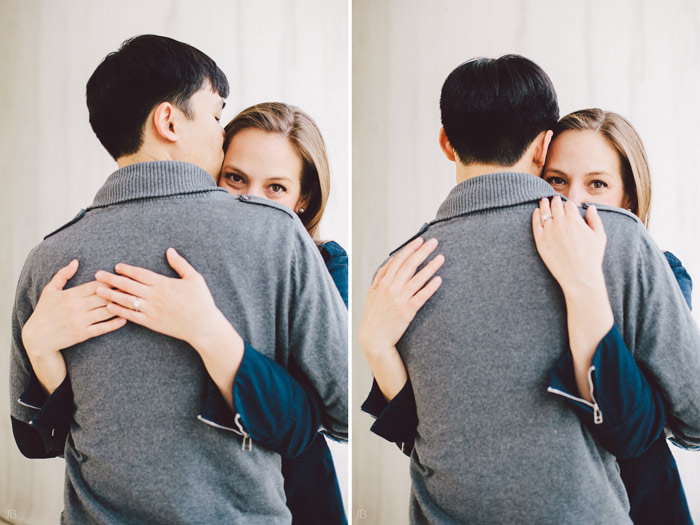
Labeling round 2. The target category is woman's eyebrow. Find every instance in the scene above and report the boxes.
[585,171,613,177]
[544,167,568,176]
[222,164,247,177]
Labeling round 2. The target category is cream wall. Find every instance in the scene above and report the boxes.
[352,0,700,523]
[0,1,348,524]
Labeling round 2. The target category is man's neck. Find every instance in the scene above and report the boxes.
[117,148,174,169]
[455,160,541,185]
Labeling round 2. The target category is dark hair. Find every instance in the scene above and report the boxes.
[86,34,229,160]
[224,103,330,240]
[440,54,559,166]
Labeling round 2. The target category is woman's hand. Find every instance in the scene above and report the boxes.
[94,248,238,351]
[359,237,444,400]
[532,196,614,402]
[94,248,243,408]
[22,259,126,393]
[532,196,607,294]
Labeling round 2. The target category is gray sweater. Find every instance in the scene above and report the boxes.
[397,172,700,524]
[10,161,347,524]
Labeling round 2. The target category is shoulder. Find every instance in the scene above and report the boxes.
[234,193,297,220]
[584,202,641,226]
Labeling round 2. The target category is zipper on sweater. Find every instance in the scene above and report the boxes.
[547,365,603,425]
[587,366,603,424]
[234,414,252,451]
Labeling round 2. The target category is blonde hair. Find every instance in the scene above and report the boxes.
[553,108,652,227]
[224,102,330,240]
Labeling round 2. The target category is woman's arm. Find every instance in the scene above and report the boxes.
[534,196,673,458]
[533,196,613,402]
[359,237,443,401]
[358,237,443,454]
[94,247,332,457]
[14,259,126,457]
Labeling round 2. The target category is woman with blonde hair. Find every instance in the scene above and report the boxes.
[20,102,348,524]
[360,108,693,524]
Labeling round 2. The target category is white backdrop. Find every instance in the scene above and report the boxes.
[352,0,700,523]
[0,1,348,524]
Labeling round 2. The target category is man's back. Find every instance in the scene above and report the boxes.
[398,172,700,524]
[10,161,347,524]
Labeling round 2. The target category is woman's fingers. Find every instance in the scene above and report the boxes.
[95,271,150,298]
[46,259,79,292]
[394,238,439,285]
[539,197,552,224]
[95,286,145,313]
[166,248,198,279]
[370,258,391,288]
[586,205,606,234]
[85,316,128,339]
[532,208,544,242]
[383,237,424,282]
[409,276,443,311]
[550,195,565,219]
[86,305,119,324]
[105,302,149,326]
[113,262,160,286]
[406,253,445,296]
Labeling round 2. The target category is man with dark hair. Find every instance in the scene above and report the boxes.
[10,34,347,523]
[362,55,700,522]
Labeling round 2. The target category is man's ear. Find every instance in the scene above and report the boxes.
[152,101,178,143]
[439,127,456,162]
[533,130,553,168]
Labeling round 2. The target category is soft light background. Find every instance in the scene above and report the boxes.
[0,1,348,524]
[353,0,700,523]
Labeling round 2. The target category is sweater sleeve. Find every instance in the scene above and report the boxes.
[287,231,348,442]
[198,241,349,454]
[624,234,700,449]
[547,252,694,457]
[548,323,668,458]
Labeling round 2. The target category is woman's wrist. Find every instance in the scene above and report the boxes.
[189,312,244,363]
[28,352,67,395]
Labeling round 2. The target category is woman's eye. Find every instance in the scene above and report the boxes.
[545,176,566,186]
[591,180,608,189]
[224,172,244,183]
[269,184,286,194]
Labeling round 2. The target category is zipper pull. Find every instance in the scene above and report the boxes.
[588,366,603,425]
[593,404,603,425]
[234,413,253,452]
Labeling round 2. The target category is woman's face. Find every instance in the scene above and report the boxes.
[543,130,630,209]
[219,128,305,212]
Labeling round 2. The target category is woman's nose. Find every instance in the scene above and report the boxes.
[566,186,583,207]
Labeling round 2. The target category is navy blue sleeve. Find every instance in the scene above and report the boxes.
[198,243,348,457]
[361,378,418,457]
[549,323,668,458]
[664,251,692,310]
[12,373,73,458]
[319,241,348,307]
[548,252,693,458]
[198,343,323,458]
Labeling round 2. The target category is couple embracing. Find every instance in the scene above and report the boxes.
[360,55,700,524]
[10,35,348,524]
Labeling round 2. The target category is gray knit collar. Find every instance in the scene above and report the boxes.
[433,172,558,223]
[91,161,225,209]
